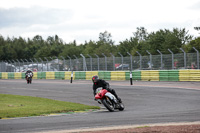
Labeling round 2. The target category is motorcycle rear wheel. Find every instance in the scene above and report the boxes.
[102,98,115,112]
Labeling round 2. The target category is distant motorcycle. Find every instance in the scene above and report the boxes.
[95,88,125,112]
[26,73,33,84]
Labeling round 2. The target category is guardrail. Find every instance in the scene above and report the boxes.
[0,70,200,82]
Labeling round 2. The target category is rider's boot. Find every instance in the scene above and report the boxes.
[111,89,122,103]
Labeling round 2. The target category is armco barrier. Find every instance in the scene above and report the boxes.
[65,71,73,80]
[2,72,8,79]
[111,71,125,81]
[141,70,159,81]
[189,70,200,81]
[14,72,22,79]
[86,71,98,80]
[0,70,200,81]
[179,69,200,81]
[98,71,111,80]
[159,70,179,81]
[75,71,86,80]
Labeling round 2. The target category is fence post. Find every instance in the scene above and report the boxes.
[44,57,49,71]
[168,49,174,69]
[80,54,87,71]
[157,50,163,69]
[60,56,65,71]
[8,60,13,72]
[34,58,39,71]
[110,53,115,71]
[95,54,99,71]
[102,53,107,71]
[20,59,24,70]
[39,58,43,71]
[12,60,16,72]
[73,55,79,71]
[180,48,186,69]
[193,47,199,69]
[30,59,34,71]
[67,56,72,71]
[146,50,152,70]
[118,52,124,70]
[127,52,132,71]
[136,51,142,70]
[16,59,20,72]
[56,56,59,71]
[87,54,92,71]
[50,57,55,71]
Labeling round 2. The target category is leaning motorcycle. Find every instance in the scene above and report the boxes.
[26,73,33,84]
[95,88,125,112]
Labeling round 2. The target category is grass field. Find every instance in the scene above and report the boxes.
[0,94,100,119]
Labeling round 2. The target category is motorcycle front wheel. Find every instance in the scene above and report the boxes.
[102,97,115,112]
[118,102,125,111]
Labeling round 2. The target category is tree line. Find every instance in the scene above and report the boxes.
[0,27,200,61]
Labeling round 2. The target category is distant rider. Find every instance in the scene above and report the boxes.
[25,69,33,79]
[92,75,121,103]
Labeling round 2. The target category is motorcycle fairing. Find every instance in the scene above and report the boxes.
[105,92,118,103]
[95,89,108,99]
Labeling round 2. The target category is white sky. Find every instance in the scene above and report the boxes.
[0,0,200,44]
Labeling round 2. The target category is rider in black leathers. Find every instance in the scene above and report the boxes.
[92,75,121,103]
[25,69,33,79]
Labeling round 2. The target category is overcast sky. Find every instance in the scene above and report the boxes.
[0,0,200,44]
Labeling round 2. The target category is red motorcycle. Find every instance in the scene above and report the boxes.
[95,88,125,112]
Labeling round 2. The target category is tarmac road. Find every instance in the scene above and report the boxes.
[0,79,200,133]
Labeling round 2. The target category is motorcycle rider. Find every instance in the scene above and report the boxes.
[92,75,122,103]
[25,68,33,79]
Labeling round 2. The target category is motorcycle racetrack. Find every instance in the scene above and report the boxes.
[0,79,200,133]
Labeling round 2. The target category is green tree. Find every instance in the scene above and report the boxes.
[146,28,193,54]
[183,37,200,52]
[99,31,114,45]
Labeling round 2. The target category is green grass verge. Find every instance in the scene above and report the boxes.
[0,94,100,119]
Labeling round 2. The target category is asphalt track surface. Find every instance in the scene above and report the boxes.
[0,79,200,133]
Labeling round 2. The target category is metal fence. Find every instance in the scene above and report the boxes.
[0,48,199,72]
